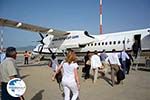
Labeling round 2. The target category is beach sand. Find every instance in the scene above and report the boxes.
[17,60,150,100]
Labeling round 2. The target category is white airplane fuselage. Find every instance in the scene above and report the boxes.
[81,28,150,52]
[33,28,150,54]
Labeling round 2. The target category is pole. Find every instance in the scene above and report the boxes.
[0,28,3,52]
[100,0,103,34]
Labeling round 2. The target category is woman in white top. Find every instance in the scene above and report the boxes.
[52,50,80,100]
[50,53,59,71]
[91,50,102,83]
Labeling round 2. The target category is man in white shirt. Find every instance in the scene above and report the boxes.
[91,50,102,83]
[0,47,23,100]
[106,49,121,86]
[119,50,130,75]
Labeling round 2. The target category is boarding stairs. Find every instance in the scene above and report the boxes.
[132,51,141,71]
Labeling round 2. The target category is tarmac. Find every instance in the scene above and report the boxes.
[17,59,150,100]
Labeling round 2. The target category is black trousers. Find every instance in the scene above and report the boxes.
[24,57,28,64]
[84,65,91,79]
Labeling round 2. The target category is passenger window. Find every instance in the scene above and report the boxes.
[105,42,107,45]
[113,41,116,45]
[123,40,125,44]
[109,41,112,45]
[102,42,104,45]
[118,41,120,44]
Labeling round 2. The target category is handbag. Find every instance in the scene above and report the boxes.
[117,69,125,81]
[82,67,86,73]
[86,60,91,65]
[55,71,62,84]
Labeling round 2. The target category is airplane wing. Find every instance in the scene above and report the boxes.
[0,18,68,36]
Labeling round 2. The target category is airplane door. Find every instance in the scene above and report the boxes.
[134,34,141,50]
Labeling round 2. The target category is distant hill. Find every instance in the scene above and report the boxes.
[16,45,35,51]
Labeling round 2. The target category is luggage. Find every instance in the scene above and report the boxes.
[117,69,125,81]
[82,67,86,73]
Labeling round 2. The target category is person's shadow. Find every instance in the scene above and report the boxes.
[100,76,113,86]
[31,89,45,100]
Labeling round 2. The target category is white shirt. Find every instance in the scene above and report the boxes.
[91,54,102,69]
[106,53,121,66]
[62,62,79,83]
[120,51,130,61]
[0,57,19,82]
[51,58,58,71]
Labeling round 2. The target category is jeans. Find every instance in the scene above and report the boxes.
[121,61,126,75]
[62,80,79,100]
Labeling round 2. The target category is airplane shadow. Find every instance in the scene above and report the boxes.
[31,89,45,100]
[20,74,30,79]
[138,68,150,72]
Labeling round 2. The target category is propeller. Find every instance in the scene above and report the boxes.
[32,33,45,44]
[48,48,53,54]
[38,33,45,53]
[37,33,44,45]
[33,33,52,54]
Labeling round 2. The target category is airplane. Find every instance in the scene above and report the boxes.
[34,28,150,53]
[0,18,150,58]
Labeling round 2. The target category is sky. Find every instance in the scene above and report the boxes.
[0,0,150,47]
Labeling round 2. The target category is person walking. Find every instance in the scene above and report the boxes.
[106,49,121,86]
[52,50,80,100]
[83,51,91,80]
[99,49,108,75]
[119,50,130,75]
[24,51,30,64]
[49,53,59,72]
[48,53,62,84]
[0,47,24,100]
[132,40,139,59]
[126,52,133,74]
[91,50,102,83]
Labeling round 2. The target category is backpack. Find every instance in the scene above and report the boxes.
[55,71,62,83]
[48,59,52,67]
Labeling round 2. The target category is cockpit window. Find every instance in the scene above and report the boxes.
[84,31,95,39]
